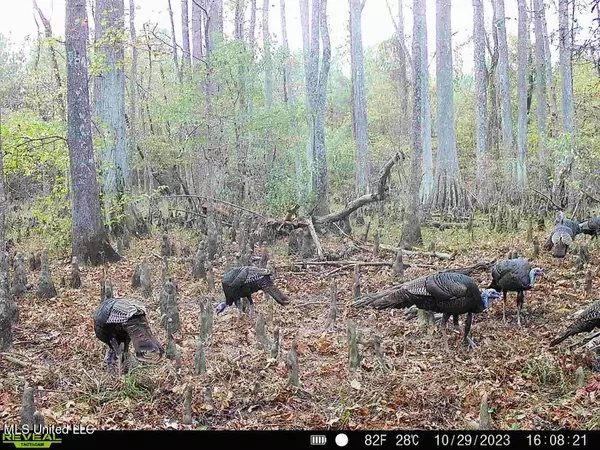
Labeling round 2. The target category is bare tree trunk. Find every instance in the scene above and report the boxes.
[0,109,5,266]
[129,0,138,194]
[472,0,488,198]
[420,15,433,203]
[516,0,529,190]
[281,0,304,201]
[32,0,66,120]
[349,0,370,197]
[432,0,464,212]
[191,0,204,62]
[207,0,224,53]
[300,0,314,194]
[533,0,549,187]
[66,0,120,265]
[263,0,273,112]
[181,0,191,77]
[540,0,559,137]
[559,0,574,132]
[494,0,517,188]
[302,0,331,216]
[401,0,425,246]
[167,0,182,83]
[94,0,129,235]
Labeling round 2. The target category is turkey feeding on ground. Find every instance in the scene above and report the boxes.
[488,258,544,327]
[351,271,501,352]
[579,217,600,239]
[93,296,164,372]
[217,266,291,315]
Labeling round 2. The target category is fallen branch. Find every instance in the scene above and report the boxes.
[163,194,266,219]
[532,188,562,211]
[278,260,438,270]
[313,151,405,224]
[424,221,477,229]
[441,260,496,275]
[307,217,323,258]
[1,353,48,370]
[379,244,452,259]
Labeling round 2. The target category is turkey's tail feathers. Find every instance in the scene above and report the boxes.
[352,286,415,310]
[261,284,291,305]
[550,326,581,347]
[122,315,164,362]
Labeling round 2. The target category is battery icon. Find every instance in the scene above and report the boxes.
[310,435,327,445]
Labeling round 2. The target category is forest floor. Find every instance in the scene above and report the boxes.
[1,218,600,431]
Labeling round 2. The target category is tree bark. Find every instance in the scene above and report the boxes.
[472,0,488,198]
[401,0,425,246]
[66,0,120,265]
[420,10,432,203]
[263,0,273,112]
[516,0,529,189]
[349,0,370,197]
[533,0,549,187]
[432,0,464,211]
[494,0,517,188]
[94,0,129,234]
[559,0,574,132]
[191,0,204,62]
[300,0,314,193]
[539,0,559,137]
[181,0,191,76]
[129,0,138,184]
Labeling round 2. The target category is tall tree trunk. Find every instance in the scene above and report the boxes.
[192,0,204,62]
[181,0,191,76]
[207,0,224,54]
[540,0,559,137]
[420,9,432,204]
[129,0,138,191]
[432,0,464,212]
[167,0,182,83]
[494,0,516,189]
[300,0,314,193]
[516,0,529,190]
[397,0,409,142]
[66,0,120,265]
[401,0,424,246]
[0,109,5,269]
[533,0,549,187]
[349,0,370,197]
[302,0,331,216]
[559,0,574,133]
[32,0,66,120]
[263,0,273,112]
[281,0,304,201]
[472,0,488,198]
[94,0,129,235]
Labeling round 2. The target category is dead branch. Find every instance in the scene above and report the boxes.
[313,152,405,224]
[307,217,323,258]
[379,244,452,259]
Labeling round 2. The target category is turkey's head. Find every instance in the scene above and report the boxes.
[529,267,544,286]
[480,288,501,308]
[216,301,227,315]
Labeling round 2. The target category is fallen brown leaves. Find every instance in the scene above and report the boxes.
[1,229,599,431]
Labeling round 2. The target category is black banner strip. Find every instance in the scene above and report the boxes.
[1,430,599,450]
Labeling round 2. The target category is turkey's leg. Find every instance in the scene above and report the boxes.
[122,337,131,372]
[502,291,507,323]
[516,291,524,327]
[463,313,477,349]
[452,314,461,334]
[247,295,255,316]
[441,313,450,352]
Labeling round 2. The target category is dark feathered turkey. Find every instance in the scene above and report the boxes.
[550,299,600,347]
[217,266,291,314]
[351,272,501,351]
[579,217,600,239]
[488,258,543,327]
[543,223,575,258]
[94,297,164,370]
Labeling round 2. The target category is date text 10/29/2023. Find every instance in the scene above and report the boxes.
[362,433,590,447]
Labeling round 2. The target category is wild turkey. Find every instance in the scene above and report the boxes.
[93,296,164,372]
[216,266,291,314]
[579,217,600,239]
[543,223,575,258]
[550,299,600,347]
[488,258,544,327]
[351,272,501,351]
